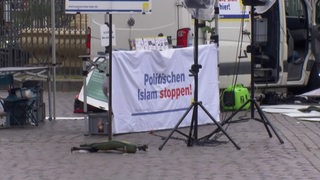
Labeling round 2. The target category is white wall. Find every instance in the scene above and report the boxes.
[89,0,193,54]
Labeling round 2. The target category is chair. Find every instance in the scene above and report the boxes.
[0,74,14,89]
[0,75,40,127]
[22,81,44,123]
[25,98,38,126]
[0,74,14,127]
[2,92,28,126]
[0,99,10,127]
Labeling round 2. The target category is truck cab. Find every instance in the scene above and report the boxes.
[219,0,320,94]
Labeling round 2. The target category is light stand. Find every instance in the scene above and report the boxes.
[107,13,113,141]
[201,1,284,145]
[159,16,240,151]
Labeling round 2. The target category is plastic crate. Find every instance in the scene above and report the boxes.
[88,113,109,135]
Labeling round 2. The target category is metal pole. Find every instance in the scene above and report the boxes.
[250,5,255,119]
[51,0,56,120]
[193,18,199,141]
[47,67,52,120]
[107,14,113,140]
[81,57,88,114]
[81,56,89,135]
[214,0,219,45]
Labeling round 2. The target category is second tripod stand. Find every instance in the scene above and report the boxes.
[158,98,241,150]
[201,3,285,146]
[158,18,240,151]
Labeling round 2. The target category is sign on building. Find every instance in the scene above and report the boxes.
[65,0,152,14]
[219,0,249,19]
[100,24,116,46]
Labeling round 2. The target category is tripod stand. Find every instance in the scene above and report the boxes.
[159,18,240,151]
[201,3,284,146]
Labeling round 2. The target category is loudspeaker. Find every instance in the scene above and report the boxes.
[242,0,266,6]
[184,0,210,9]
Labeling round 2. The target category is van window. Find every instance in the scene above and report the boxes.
[285,0,305,17]
[285,0,307,31]
[316,1,320,24]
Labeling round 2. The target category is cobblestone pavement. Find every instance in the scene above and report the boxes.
[1,91,320,179]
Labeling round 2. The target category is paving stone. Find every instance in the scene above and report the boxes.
[0,91,320,179]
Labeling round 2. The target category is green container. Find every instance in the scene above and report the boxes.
[222,84,250,111]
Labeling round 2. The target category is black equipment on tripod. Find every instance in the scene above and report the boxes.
[159,0,240,150]
[201,0,284,146]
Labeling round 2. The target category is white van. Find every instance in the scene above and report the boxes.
[219,0,320,94]
[87,0,320,93]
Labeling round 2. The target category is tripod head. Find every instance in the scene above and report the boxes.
[189,64,202,76]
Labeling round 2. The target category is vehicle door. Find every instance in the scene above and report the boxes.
[303,0,320,92]
[312,0,320,62]
[285,0,311,85]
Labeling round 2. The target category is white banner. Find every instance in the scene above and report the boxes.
[112,44,220,134]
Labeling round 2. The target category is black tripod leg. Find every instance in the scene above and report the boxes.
[253,101,273,138]
[223,99,251,125]
[198,103,241,150]
[253,101,284,144]
[201,99,251,140]
[187,104,197,146]
[158,104,195,150]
